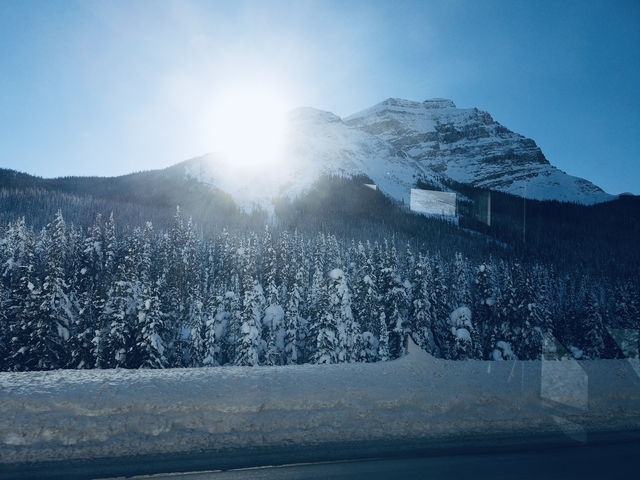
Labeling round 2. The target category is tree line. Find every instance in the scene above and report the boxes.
[1,209,638,371]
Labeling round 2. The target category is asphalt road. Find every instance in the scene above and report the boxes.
[120,441,640,480]
[2,433,639,480]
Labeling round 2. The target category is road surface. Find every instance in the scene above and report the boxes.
[2,432,639,480]
[119,442,640,480]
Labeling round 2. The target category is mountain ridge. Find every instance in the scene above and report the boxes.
[1,98,615,213]
[180,97,613,212]
[344,97,613,204]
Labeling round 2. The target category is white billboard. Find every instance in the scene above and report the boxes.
[410,188,456,216]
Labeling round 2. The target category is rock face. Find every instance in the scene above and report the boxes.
[184,98,614,211]
[345,98,613,204]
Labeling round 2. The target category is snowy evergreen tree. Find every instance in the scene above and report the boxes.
[70,214,104,369]
[326,268,359,362]
[101,253,138,368]
[582,291,605,359]
[233,240,263,366]
[451,252,471,309]
[378,264,408,359]
[310,270,349,365]
[283,270,302,365]
[35,212,73,370]
[306,253,325,360]
[202,303,221,367]
[6,230,39,371]
[360,331,379,363]
[221,290,241,364]
[0,285,8,370]
[409,253,436,354]
[513,264,543,360]
[103,213,117,277]
[136,278,166,368]
[263,304,284,366]
[429,260,450,358]
[262,225,279,307]
[188,298,205,367]
[235,279,264,366]
[377,310,390,361]
[473,262,496,359]
[450,307,474,360]
[496,264,518,359]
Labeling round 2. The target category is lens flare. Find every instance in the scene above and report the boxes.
[210,84,290,171]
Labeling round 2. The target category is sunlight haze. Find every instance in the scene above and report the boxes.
[0,0,638,194]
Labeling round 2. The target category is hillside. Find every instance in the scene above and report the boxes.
[1,165,638,278]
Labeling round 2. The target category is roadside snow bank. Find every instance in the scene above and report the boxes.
[1,339,639,463]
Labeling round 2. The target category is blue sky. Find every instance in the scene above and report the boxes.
[1,0,638,194]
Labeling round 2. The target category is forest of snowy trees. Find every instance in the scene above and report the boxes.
[1,208,638,372]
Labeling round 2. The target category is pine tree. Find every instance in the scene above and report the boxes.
[103,213,117,277]
[222,290,241,364]
[1,218,30,284]
[102,253,138,368]
[136,278,167,368]
[202,298,221,366]
[311,268,351,365]
[451,252,471,309]
[496,263,518,359]
[429,259,450,358]
[35,211,73,370]
[313,308,338,364]
[328,268,360,362]
[263,309,283,366]
[262,225,279,307]
[188,297,205,367]
[379,265,408,359]
[283,270,302,365]
[409,253,436,353]
[6,231,39,371]
[535,267,555,336]
[70,214,104,369]
[449,306,475,360]
[306,249,325,361]
[582,290,605,359]
[360,331,378,362]
[612,283,634,328]
[513,264,543,360]
[0,286,8,370]
[377,310,390,361]
[473,262,496,359]
[352,241,378,333]
[235,279,264,366]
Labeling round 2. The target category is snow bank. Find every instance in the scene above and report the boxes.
[1,338,639,463]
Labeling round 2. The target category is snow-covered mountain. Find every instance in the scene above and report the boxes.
[183,98,614,211]
[346,98,613,204]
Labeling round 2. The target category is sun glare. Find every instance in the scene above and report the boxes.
[210,85,290,171]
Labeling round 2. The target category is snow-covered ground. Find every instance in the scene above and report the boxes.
[1,339,639,464]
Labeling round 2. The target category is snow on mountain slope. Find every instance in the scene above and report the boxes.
[184,107,428,211]
[346,98,614,204]
[183,98,613,212]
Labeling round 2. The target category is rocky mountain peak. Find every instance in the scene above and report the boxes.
[423,98,456,109]
[186,97,614,210]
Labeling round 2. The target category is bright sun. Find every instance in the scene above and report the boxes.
[210,85,290,170]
